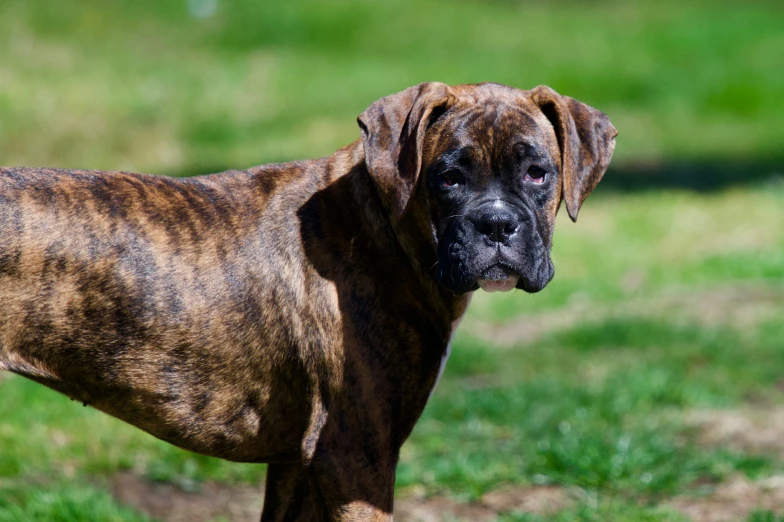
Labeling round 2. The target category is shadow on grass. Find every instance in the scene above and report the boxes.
[602,157,784,192]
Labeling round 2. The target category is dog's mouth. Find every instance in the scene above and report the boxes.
[476,263,519,293]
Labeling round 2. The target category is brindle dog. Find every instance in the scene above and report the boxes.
[0,83,616,521]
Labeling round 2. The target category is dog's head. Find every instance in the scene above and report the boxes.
[358,82,617,294]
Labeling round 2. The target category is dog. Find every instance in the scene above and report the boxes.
[0,82,616,521]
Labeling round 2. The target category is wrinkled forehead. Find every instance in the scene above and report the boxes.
[424,85,559,165]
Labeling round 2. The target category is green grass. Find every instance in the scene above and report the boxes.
[0,0,783,172]
[0,482,152,522]
[499,504,690,522]
[400,318,783,498]
[749,513,784,522]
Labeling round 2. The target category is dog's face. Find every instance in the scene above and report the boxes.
[421,95,563,293]
[359,82,617,295]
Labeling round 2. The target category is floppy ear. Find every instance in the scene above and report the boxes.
[531,86,618,222]
[358,82,451,218]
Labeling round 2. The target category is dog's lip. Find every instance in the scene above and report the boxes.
[479,263,517,281]
[477,263,519,293]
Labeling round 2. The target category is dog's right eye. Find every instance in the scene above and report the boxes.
[524,165,547,184]
[440,170,464,188]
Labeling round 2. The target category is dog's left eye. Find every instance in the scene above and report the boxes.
[524,166,547,184]
[440,170,465,188]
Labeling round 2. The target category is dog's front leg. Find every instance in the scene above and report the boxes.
[261,462,395,522]
[261,444,397,522]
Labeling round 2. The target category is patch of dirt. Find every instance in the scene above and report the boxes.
[668,474,784,522]
[111,473,573,522]
[481,485,573,514]
[394,497,497,522]
[464,283,784,347]
[672,409,784,521]
[688,408,784,457]
[395,485,573,522]
[111,472,263,522]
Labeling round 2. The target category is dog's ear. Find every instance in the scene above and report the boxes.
[531,86,618,222]
[358,82,451,218]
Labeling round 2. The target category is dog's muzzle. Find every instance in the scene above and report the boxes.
[470,207,521,292]
[436,201,554,295]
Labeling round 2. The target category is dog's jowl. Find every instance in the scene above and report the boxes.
[0,83,616,521]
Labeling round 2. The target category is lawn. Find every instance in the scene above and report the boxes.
[1,0,783,520]
[1,0,782,172]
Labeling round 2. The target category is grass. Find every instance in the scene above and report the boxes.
[1,0,784,520]
[0,1,783,172]
[0,482,151,522]
[401,318,784,497]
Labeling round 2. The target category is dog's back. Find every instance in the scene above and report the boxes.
[0,165,336,462]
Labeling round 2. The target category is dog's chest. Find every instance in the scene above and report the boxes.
[428,293,473,401]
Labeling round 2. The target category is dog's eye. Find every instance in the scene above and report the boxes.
[524,166,547,184]
[440,170,464,188]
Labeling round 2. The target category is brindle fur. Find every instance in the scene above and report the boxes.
[0,83,616,521]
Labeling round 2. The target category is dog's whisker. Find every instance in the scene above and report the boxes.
[442,214,466,221]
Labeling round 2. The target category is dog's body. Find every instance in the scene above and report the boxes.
[0,83,616,521]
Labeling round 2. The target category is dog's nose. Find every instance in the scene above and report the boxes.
[473,211,520,243]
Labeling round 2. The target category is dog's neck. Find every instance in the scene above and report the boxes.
[328,140,471,326]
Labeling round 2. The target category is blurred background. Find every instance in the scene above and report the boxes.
[0,1,782,521]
